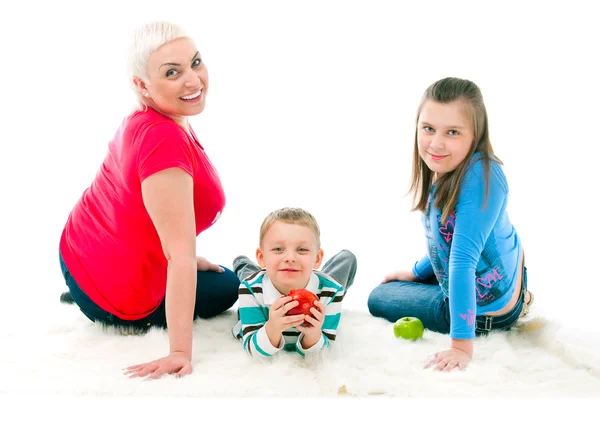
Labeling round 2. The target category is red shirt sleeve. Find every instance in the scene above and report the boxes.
[136,121,196,182]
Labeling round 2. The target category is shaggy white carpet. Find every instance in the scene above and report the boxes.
[2,304,599,398]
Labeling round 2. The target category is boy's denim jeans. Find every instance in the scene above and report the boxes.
[367,267,528,336]
[59,252,239,330]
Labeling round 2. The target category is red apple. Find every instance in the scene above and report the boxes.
[286,288,319,322]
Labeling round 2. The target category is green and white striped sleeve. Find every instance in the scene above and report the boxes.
[295,274,345,356]
[236,278,284,359]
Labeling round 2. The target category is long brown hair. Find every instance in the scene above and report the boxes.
[409,77,501,223]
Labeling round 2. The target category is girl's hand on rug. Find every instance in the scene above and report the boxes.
[424,348,471,372]
[196,256,224,273]
[298,301,326,349]
[125,351,192,379]
[382,269,417,283]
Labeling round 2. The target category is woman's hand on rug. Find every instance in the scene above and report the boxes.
[382,269,417,284]
[424,348,471,372]
[124,351,192,379]
[298,301,326,349]
[196,256,224,273]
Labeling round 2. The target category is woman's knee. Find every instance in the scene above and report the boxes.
[194,267,240,318]
[195,267,239,302]
[219,267,241,298]
[218,270,240,313]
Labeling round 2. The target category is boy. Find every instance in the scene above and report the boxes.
[231,207,357,358]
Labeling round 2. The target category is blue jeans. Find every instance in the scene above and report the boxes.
[59,253,239,330]
[367,267,528,336]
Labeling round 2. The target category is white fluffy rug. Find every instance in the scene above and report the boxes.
[3,305,599,398]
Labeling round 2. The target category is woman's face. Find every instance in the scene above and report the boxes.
[138,37,208,123]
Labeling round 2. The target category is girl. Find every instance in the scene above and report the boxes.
[367,77,533,371]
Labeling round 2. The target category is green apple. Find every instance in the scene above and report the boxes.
[393,317,424,341]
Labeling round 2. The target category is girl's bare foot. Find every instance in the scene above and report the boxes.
[520,291,534,317]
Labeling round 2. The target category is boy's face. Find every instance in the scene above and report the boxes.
[256,221,324,294]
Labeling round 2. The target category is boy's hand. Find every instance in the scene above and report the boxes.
[264,296,305,347]
[298,300,326,349]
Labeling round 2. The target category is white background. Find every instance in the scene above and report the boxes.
[2,0,599,331]
[1,0,599,416]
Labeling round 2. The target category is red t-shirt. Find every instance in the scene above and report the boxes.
[59,108,225,320]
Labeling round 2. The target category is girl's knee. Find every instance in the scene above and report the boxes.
[367,285,386,317]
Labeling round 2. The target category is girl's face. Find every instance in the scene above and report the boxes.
[417,99,474,180]
[136,37,208,126]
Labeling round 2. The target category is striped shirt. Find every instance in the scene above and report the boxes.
[231,270,345,359]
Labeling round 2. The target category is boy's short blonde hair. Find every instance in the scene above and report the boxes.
[259,208,321,248]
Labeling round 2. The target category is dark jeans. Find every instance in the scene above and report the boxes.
[367,266,529,337]
[59,253,239,330]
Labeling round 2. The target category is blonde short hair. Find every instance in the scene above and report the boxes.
[128,21,188,108]
[259,208,321,247]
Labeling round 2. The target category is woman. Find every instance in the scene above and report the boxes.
[58,22,239,379]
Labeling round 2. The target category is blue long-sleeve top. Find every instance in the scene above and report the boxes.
[412,154,522,339]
